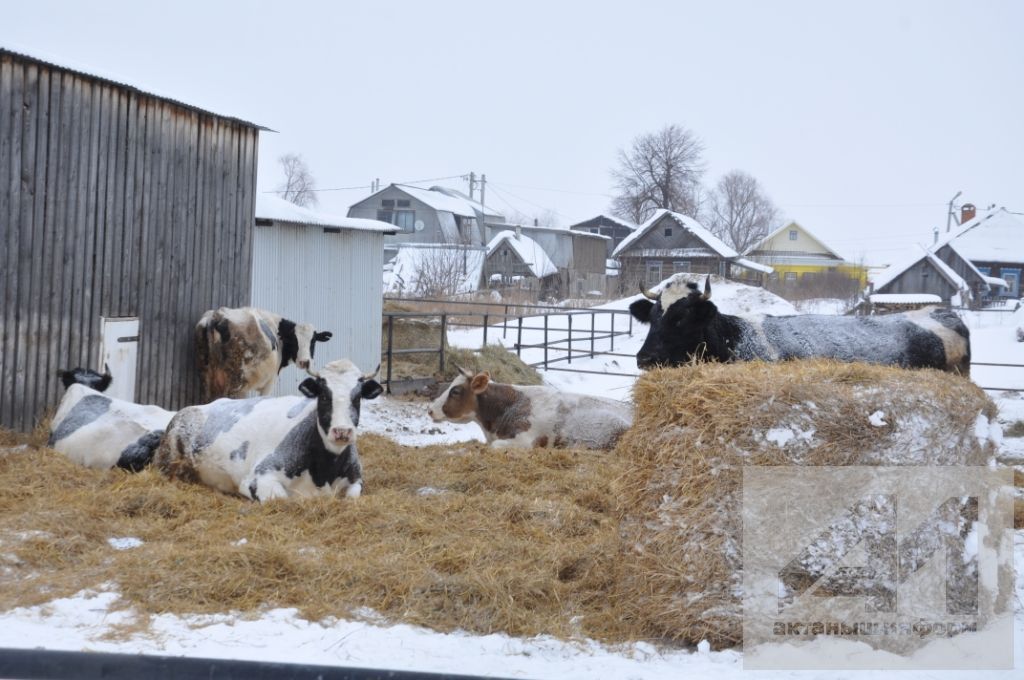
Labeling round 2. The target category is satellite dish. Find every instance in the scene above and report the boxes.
[414,220,425,232]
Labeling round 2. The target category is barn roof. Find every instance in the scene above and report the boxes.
[936,207,1024,264]
[612,209,737,259]
[352,184,503,219]
[570,214,638,231]
[256,194,396,233]
[486,230,558,278]
[0,47,267,130]
[871,246,969,294]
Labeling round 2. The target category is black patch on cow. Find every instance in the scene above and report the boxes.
[250,411,362,499]
[277,318,299,370]
[196,399,259,450]
[214,317,232,344]
[229,441,249,461]
[635,288,747,368]
[116,430,163,472]
[296,376,334,433]
[48,395,112,445]
[258,319,278,351]
[629,299,654,324]
[57,367,113,392]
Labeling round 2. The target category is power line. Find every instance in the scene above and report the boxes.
[487,181,567,218]
[263,173,466,194]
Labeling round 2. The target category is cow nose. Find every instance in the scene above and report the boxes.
[298,359,310,369]
[330,427,353,443]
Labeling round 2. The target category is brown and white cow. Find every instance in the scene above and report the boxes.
[428,367,632,449]
[196,307,333,400]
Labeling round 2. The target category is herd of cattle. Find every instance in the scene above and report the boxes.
[44,276,973,503]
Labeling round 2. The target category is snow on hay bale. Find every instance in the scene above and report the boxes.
[613,359,1001,648]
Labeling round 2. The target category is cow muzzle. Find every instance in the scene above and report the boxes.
[298,359,311,370]
[330,427,353,445]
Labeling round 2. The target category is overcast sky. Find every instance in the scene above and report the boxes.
[4,0,1021,264]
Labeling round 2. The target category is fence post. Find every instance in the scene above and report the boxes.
[502,304,509,339]
[385,314,394,394]
[610,312,615,352]
[628,312,633,337]
[483,313,488,348]
[590,311,595,358]
[567,313,573,365]
[544,314,549,370]
[516,316,523,358]
[440,313,447,374]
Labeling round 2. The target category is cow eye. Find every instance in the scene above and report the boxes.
[451,387,462,396]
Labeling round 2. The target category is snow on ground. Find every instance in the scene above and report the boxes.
[3,280,1024,678]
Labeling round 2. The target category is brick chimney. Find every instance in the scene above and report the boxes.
[960,203,976,224]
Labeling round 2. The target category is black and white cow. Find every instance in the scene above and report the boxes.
[629,275,971,375]
[154,359,383,502]
[48,367,175,471]
[195,306,333,400]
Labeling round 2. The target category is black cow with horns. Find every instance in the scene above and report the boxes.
[629,275,971,375]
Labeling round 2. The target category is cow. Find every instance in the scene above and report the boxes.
[154,359,383,502]
[428,367,633,449]
[48,367,175,471]
[629,275,971,375]
[195,306,333,400]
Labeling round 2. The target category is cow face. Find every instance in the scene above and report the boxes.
[293,324,333,370]
[58,365,113,392]
[428,367,490,423]
[630,276,719,368]
[298,359,383,454]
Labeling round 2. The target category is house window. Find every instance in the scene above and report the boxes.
[376,209,415,231]
[1002,268,1020,297]
[646,262,663,286]
[789,229,798,241]
[376,209,393,223]
[381,199,395,208]
[673,260,691,275]
[664,228,673,237]
[397,199,410,208]
[784,271,798,283]
[589,228,598,234]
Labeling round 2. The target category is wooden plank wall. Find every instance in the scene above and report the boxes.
[0,53,258,431]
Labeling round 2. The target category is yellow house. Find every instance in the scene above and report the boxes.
[745,222,867,286]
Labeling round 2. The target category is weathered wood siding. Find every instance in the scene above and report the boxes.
[0,51,259,430]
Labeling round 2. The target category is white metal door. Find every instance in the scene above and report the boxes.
[99,317,139,402]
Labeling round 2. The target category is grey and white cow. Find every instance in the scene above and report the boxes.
[154,359,383,502]
[48,367,175,471]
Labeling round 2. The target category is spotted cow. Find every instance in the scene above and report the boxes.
[155,359,383,502]
[48,367,175,471]
[195,306,333,400]
[428,367,632,449]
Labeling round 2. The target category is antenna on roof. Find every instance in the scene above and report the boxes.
[945,190,962,233]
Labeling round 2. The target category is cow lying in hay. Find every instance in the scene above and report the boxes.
[155,359,383,502]
[429,367,632,449]
[629,275,971,374]
[48,367,175,471]
[195,306,333,400]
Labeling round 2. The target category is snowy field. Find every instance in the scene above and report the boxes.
[2,281,1023,679]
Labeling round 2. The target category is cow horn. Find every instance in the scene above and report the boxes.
[362,364,381,381]
[454,364,474,378]
[702,276,711,301]
[305,366,321,379]
[639,284,658,301]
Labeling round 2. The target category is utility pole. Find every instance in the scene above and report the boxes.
[468,171,476,200]
[480,174,486,211]
[946,190,962,232]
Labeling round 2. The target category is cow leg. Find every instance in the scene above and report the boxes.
[242,473,288,502]
[344,480,362,498]
[489,433,532,450]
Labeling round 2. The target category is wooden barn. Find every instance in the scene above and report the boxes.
[0,49,261,431]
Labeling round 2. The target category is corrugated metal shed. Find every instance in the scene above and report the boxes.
[0,48,260,431]
[251,195,393,396]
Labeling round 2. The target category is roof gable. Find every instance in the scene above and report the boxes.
[486,231,558,278]
[612,209,737,258]
[748,222,845,260]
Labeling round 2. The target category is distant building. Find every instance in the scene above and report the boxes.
[569,214,637,256]
[611,209,771,288]
[483,229,559,294]
[744,222,866,287]
[484,222,608,297]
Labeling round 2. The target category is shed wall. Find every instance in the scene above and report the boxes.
[0,53,258,430]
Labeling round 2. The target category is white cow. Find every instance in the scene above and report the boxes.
[48,367,175,470]
[428,367,633,449]
[155,359,383,502]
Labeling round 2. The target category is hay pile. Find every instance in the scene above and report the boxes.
[612,360,1001,648]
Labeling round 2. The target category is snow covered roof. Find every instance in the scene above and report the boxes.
[384,244,486,295]
[492,222,610,241]
[390,185,503,218]
[983,274,1009,288]
[871,246,969,294]
[1,47,265,130]
[747,221,846,261]
[869,293,943,305]
[571,214,638,231]
[486,231,558,278]
[256,194,396,233]
[935,208,1024,264]
[612,209,737,259]
[732,257,774,274]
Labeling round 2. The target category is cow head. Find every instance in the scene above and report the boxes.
[629,275,721,368]
[428,366,490,423]
[298,359,383,453]
[57,365,113,392]
[279,320,333,371]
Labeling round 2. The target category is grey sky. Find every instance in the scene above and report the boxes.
[4,0,1021,265]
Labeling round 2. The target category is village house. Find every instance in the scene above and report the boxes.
[744,221,867,288]
[569,214,637,256]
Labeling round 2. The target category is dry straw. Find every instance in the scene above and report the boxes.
[611,359,1002,648]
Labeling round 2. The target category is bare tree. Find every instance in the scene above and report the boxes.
[503,207,561,228]
[610,124,706,224]
[706,170,781,254]
[276,153,318,208]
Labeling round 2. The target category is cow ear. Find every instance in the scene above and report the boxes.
[470,372,490,394]
[314,331,333,342]
[298,377,322,398]
[629,299,654,324]
[360,379,384,400]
